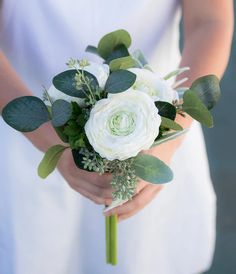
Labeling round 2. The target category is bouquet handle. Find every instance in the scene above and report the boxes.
[105,214,118,265]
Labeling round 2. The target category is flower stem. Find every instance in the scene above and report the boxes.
[110,214,118,265]
[105,214,118,265]
[105,215,110,263]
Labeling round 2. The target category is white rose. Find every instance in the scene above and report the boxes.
[48,62,109,105]
[76,61,109,89]
[85,89,161,161]
[128,68,178,103]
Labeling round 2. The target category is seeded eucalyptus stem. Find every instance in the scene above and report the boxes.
[69,61,96,102]
[105,214,118,265]
[80,69,96,102]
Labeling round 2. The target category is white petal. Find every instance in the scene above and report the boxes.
[85,89,161,160]
[128,68,177,103]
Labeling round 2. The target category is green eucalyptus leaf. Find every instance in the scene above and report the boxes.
[132,49,148,67]
[155,101,176,120]
[72,149,93,172]
[182,89,214,128]
[105,69,136,93]
[2,96,50,132]
[97,29,131,59]
[132,154,173,184]
[151,129,189,147]
[85,45,98,55]
[109,56,139,71]
[105,44,130,64]
[51,100,72,127]
[38,145,68,179]
[191,75,221,110]
[163,67,189,80]
[53,69,99,98]
[161,117,183,131]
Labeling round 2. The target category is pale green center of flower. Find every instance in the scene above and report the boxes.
[108,110,136,136]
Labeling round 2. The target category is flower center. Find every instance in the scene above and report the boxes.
[108,110,136,136]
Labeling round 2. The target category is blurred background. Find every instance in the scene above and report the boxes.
[198,4,236,274]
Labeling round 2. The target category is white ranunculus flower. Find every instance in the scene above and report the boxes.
[85,89,161,161]
[128,68,178,103]
[47,85,85,106]
[76,61,109,89]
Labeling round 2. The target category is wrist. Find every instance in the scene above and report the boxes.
[24,122,64,152]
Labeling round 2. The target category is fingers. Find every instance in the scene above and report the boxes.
[71,165,113,189]
[93,172,113,189]
[68,176,113,204]
[135,180,147,194]
[75,186,112,205]
[104,184,163,221]
[58,150,113,204]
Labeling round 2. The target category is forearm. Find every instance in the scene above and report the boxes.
[0,51,61,152]
[177,19,233,125]
[151,20,233,162]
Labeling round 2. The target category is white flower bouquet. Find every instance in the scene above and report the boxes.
[2,29,221,265]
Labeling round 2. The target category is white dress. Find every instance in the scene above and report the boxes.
[0,1,216,273]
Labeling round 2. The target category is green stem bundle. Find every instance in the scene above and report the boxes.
[105,214,118,265]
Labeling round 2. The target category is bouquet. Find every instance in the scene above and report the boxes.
[2,29,221,265]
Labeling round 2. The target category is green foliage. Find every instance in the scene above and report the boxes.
[53,70,83,97]
[51,100,72,127]
[85,45,98,55]
[190,75,221,110]
[72,148,108,173]
[54,126,69,143]
[2,96,50,132]
[109,159,137,200]
[152,129,188,147]
[155,101,176,120]
[132,154,173,184]
[97,29,132,59]
[182,89,213,128]
[53,69,99,98]
[105,69,136,93]
[161,117,183,131]
[105,45,130,64]
[74,147,138,200]
[132,49,148,67]
[38,145,68,178]
[63,102,88,149]
[163,67,189,80]
[109,56,140,71]
[72,149,94,172]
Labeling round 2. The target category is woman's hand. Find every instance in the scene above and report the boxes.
[57,149,113,205]
[104,139,176,221]
[105,180,164,222]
